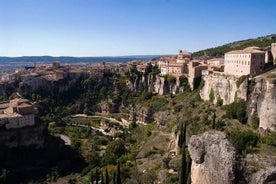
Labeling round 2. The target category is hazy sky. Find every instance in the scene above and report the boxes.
[0,0,276,57]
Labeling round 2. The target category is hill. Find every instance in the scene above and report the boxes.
[0,55,161,65]
[192,34,276,58]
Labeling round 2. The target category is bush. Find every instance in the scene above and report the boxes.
[250,111,260,129]
[209,88,215,102]
[236,75,247,88]
[225,99,247,124]
[106,139,126,157]
[262,132,276,146]
[216,96,223,106]
[228,129,259,154]
[165,74,176,83]
[179,75,191,92]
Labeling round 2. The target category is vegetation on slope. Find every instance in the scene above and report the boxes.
[192,34,276,58]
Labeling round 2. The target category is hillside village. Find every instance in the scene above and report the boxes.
[0,42,276,183]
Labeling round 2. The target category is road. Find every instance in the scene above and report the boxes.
[60,134,71,145]
[71,114,130,127]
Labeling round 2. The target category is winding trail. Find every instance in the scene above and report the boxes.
[71,114,130,127]
[59,134,71,145]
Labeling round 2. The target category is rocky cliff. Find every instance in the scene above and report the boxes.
[249,78,276,130]
[200,72,276,130]
[126,74,183,95]
[188,131,237,184]
[188,131,276,184]
[0,120,47,148]
[200,74,248,105]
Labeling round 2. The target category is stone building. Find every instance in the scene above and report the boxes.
[176,50,192,63]
[0,98,36,129]
[224,47,265,76]
[158,50,191,76]
[271,43,276,61]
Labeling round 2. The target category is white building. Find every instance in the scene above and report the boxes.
[224,47,265,76]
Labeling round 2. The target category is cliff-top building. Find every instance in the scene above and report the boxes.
[0,98,36,129]
[224,46,265,76]
[158,50,191,76]
[271,43,276,61]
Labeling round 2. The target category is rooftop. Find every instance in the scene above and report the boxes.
[226,46,265,54]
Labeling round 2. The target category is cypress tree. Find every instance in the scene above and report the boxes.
[90,172,94,184]
[105,168,109,184]
[116,161,122,184]
[101,171,105,184]
[212,112,216,129]
[113,173,116,184]
[178,122,187,148]
[95,168,99,184]
[180,145,187,184]
[186,172,191,184]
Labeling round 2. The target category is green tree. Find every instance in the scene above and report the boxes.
[216,96,223,106]
[209,88,215,102]
[178,122,186,148]
[180,145,187,184]
[212,112,216,129]
[113,172,116,184]
[106,140,126,157]
[116,161,122,184]
[101,171,105,184]
[228,129,259,154]
[250,111,260,129]
[105,168,109,184]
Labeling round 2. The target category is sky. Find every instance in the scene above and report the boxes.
[0,0,276,57]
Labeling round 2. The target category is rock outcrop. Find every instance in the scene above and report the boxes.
[188,131,237,184]
[200,74,248,105]
[126,74,183,95]
[248,76,276,131]
[246,154,276,184]
[201,73,276,130]
[0,121,47,148]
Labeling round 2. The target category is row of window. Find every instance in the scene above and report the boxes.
[226,54,251,58]
[225,60,253,65]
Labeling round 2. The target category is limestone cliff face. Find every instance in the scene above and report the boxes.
[249,78,276,130]
[200,75,248,105]
[126,74,183,95]
[246,154,276,184]
[188,131,237,184]
[188,131,276,184]
[0,121,47,148]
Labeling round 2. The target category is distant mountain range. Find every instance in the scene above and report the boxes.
[193,34,276,58]
[0,55,163,65]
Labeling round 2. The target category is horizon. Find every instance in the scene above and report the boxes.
[1,0,276,57]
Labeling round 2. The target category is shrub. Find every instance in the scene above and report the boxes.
[179,75,191,92]
[236,75,247,88]
[209,88,215,102]
[216,95,223,106]
[250,111,260,129]
[225,99,247,124]
[228,129,259,154]
[262,132,276,147]
[165,74,176,83]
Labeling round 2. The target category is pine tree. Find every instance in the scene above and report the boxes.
[105,168,109,184]
[116,161,122,184]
